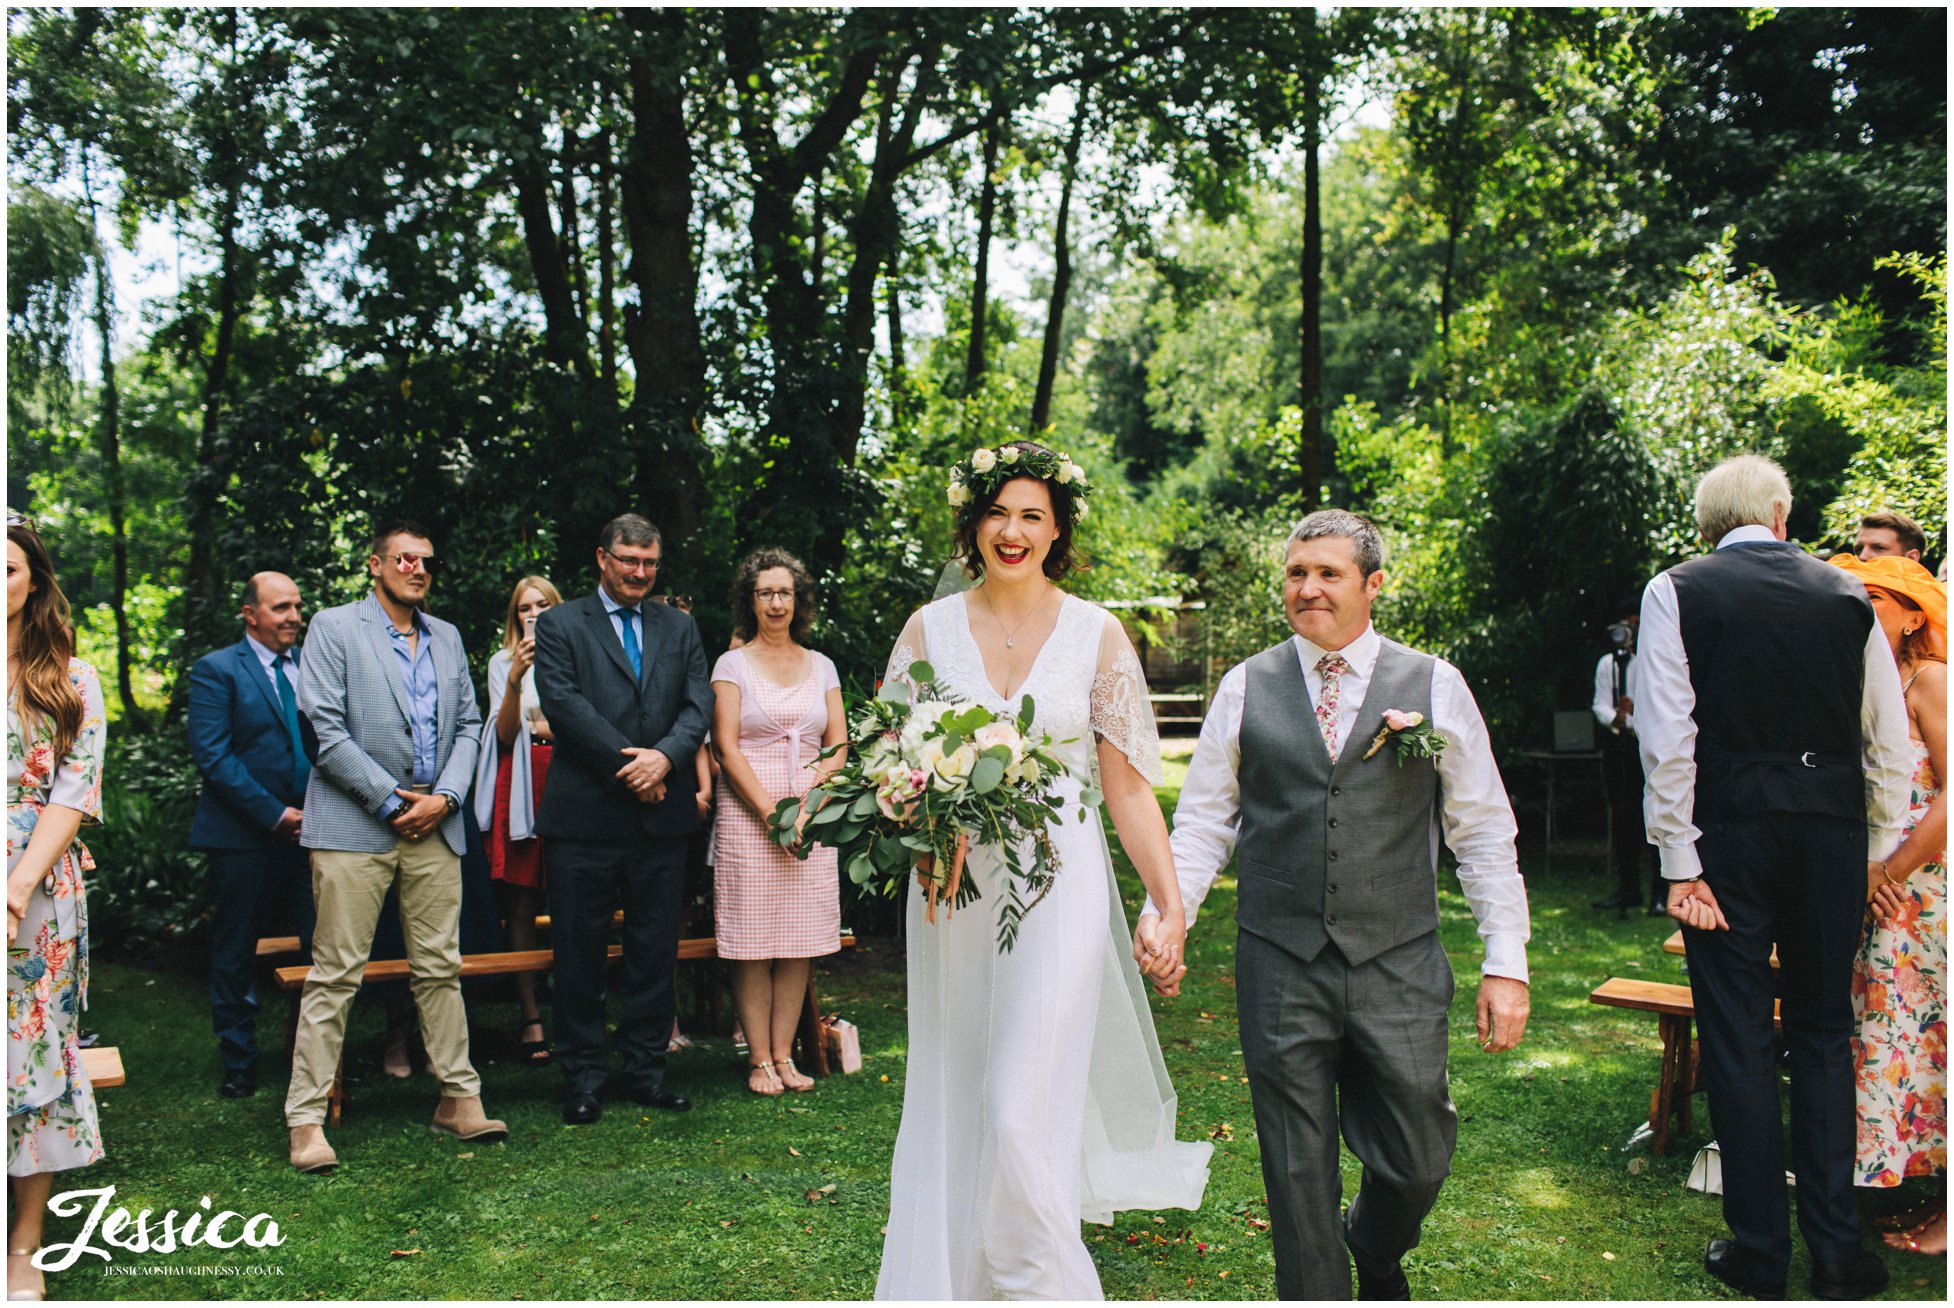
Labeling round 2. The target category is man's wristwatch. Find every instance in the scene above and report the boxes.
[442,793,460,815]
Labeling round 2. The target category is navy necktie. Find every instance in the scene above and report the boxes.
[274,654,311,795]
[620,608,643,681]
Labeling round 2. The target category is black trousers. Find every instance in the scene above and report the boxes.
[1601,729,1657,903]
[207,843,315,1071]
[545,834,687,1094]
[1681,814,1865,1276]
[1238,929,1458,1300]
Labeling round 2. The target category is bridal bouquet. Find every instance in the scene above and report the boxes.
[769,660,1089,952]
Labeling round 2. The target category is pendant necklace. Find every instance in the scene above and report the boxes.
[983,587,1053,649]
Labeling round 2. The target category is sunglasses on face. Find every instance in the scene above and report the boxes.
[386,552,443,576]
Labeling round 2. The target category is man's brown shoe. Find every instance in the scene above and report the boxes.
[288,1124,338,1174]
[430,1095,508,1142]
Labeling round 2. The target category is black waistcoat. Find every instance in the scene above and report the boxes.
[1667,541,1873,823]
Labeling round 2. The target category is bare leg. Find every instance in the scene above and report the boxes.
[9,1171,53,1298]
[730,959,782,1094]
[503,885,546,1055]
[772,957,814,1090]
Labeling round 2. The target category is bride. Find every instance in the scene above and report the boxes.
[875,440,1212,1300]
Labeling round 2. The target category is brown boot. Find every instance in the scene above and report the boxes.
[288,1124,338,1173]
[430,1095,508,1142]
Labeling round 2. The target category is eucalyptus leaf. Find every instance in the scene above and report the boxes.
[970,754,1006,794]
[908,659,935,684]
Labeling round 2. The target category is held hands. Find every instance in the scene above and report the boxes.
[274,807,304,843]
[1475,975,1529,1052]
[616,747,673,804]
[1869,862,1910,926]
[1132,911,1190,997]
[1667,877,1729,932]
[389,790,449,842]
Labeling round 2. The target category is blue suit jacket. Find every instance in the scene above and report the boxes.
[188,638,317,851]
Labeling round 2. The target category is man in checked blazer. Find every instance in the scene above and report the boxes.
[284,519,506,1173]
[533,513,712,1124]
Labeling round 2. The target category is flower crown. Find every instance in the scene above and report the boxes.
[945,445,1091,523]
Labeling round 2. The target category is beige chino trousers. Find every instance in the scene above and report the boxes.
[285,835,482,1126]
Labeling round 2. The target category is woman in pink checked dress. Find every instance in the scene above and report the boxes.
[711,549,846,1096]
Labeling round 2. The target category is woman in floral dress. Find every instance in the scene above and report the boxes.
[1832,553,1946,1255]
[6,518,107,1301]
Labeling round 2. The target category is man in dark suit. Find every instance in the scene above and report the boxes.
[187,571,317,1100]
[534,513,712,1124]
[1639,456,1912,1300]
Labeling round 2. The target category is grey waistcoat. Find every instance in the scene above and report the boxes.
[1235,637,1440,966]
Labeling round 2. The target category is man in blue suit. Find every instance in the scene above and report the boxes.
[187,572,317,1100]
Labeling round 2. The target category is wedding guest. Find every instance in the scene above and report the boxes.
[6,516,106,1302]
[1830,552,1947,1256]
[286,519,505,1173]
[1639,456,1912,1298]
[710,550,845,1094]
[1590,597,1661,915]
[1857,510,1928,565]
[187,572,317,1100]
[533,514,711,1124]
[472,574,563,1065]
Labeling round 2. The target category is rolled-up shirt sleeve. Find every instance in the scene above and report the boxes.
[1157,665,1247,930]
[1634,572,1703,880]
[1431,661,1530,984]
[1860,624,1914,859]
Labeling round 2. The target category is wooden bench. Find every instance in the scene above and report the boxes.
[1589,977,1780,1155]
[80,1046,124,1089]
[256,911,625,957]
[1662,929,1778,966]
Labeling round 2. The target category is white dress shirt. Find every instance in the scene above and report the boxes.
[1159,624,1531,983]
[244,632,297,689]
[1592,649,1639,733]
[1635,525,1914,880]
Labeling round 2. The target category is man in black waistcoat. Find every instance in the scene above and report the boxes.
[1637,455,1913,1300]
[533,513,712,1124]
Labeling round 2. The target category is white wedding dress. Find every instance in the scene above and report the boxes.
[875,592,1212,1300]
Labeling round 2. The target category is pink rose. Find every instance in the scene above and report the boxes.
[1383,709,1424,731]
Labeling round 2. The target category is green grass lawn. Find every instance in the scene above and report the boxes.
[46,766,1948,1301]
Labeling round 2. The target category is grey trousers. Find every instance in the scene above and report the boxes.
[1237,928,1458,1300]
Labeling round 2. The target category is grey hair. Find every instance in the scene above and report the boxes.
[1289,509,1385,576]
[1693,455,1791,543]
[598,513,662,553]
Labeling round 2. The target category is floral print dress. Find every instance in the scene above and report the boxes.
[1851,734,1946,1186]
[7,659,106,1177]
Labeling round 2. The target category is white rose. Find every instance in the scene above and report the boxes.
[1018,755,1042,785]
[1000,446,1021,464]
[1054,459,1075,484]
[973,721,1024,762]
[931,743,978,790]
[970,448,997,473]
[1075,500,1090,522]
[1069,464,1087,488]
[947,482,974,506]
[900,702,947,756]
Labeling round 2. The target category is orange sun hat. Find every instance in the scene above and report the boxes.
[1829,552,1947,661]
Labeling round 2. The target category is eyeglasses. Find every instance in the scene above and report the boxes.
[755,589,796,603]
[603,548,661,576]
[387,553,443,576]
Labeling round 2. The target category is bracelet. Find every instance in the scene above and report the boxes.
[1880,862,1907,888]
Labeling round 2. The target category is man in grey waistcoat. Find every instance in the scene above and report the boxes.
[1142,510,1531,1299]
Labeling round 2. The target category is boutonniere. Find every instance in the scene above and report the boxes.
[1361,709,1447,766]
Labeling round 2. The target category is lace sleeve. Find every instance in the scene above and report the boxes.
[883,612,929,694]
[1090,624,1165,786]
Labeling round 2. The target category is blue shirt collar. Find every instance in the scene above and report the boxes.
[367,591,429,636]
[599,586,642,620]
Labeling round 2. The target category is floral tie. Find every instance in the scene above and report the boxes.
[1316,654,1350,763]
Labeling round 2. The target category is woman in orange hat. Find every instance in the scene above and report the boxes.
[1830,552,1946,1255]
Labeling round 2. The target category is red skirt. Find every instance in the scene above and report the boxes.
[487,743,551,889]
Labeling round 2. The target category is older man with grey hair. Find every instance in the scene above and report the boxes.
[1637,454,1911,1299]
[1143,508,1530,1299]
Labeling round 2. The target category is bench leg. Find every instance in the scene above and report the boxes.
[796,969,830,1078]
[1650,1012,1694,1155]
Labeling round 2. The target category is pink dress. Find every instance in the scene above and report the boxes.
[711,648,842,960]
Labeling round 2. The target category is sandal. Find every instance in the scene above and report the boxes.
[8,1250,44,1302]
[1877,1198,1944,1231]
[747,1060,783,1096]
[1884,1211,1948,1257]
[776,1056,815,1093]
[517,1019,551,1066]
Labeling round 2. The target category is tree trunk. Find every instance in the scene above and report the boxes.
[513,145,592,380]
[555,127,590,332]
[887,252,908,430]
[963,104,1004,394]
[1031,91,1089,435]
[1298,14,1325,513]
[82,153,137,720]
[595,127,618,397]
[184,172,245,657]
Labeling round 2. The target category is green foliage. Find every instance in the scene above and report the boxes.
[84,729,211,949]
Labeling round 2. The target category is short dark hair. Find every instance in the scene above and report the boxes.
[1861,510,1927,558]
[599,514,662,553]
[729,548,816,644]
[240,576,262,609]
[952,440,1086,582]
[370,518,433,557]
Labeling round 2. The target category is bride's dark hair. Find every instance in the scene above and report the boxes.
[8,519,84,762]
[953,440,1087,583]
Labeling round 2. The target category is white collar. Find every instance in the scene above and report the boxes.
[1715,524,1780,549]
[1291,623,1380,675]
[243,633,290,667]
